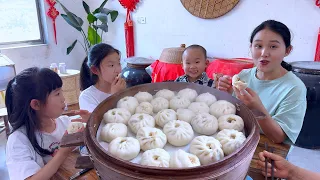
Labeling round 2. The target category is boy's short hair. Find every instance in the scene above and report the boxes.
[183,44,207,59]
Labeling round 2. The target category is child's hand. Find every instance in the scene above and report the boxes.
[217,75,233,94]
[56,130,80,157]
[71,110,91,123]
[111,76,126,94]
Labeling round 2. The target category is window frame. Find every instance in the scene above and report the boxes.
[0,0,48,48]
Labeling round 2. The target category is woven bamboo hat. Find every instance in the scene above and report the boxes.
[181,0,240,19]
[159,44,186,64]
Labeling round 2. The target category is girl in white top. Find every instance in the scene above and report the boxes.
[79,43,126,112]
[5,67,90,180]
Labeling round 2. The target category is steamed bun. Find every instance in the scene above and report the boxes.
[155,89,175,100]
[128,113,155,134]
[189,136,224,165]
[134,91,153,103]
[191,113,218,135]
[140,148,170,167]
[136,127,167,151]
[209,100,236,118]
[163,120,194,146]
[151,97,169,113]
[196,92,217,106]
[100,123,127,142]
[108,137,140,161]
[117,96,139,114]
[177,88,198,102]
[155,109,177,127]
[103,108,131,125]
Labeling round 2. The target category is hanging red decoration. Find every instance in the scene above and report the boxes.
[316,0,320,7]
[119,0,139,11]
[46,0,59,44]
[46,0,56,6]
[119,0,140,57]
[125,9,134,57]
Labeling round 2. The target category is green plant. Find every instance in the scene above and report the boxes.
[56,0,118,55]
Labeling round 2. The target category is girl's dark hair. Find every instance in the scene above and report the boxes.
[250,20,292,71]
[183,44,207,59]
[5,67,62,156]
[80,43,120,90]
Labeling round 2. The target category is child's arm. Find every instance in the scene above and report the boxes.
[69,110,91,123]
[26,147,74,180]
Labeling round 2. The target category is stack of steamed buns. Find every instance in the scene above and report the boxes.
[99,87,246,168]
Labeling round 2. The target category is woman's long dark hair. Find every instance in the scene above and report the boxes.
[250,20,292,71]
[5,67,62,156]
[80,43,120,91]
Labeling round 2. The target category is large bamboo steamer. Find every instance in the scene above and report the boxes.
[84,82,260,180]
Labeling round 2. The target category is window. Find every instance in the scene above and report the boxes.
[0,0,46,46]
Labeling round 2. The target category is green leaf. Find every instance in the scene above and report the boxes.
[93,7,100,14]
[100,8,112,14]
[61,14,82,31]
[109,11,118,22]
[93,0,109,14]
[87,13,97,24]
[94,24,108,32]
[88,26,101,45]
[82,1,90,14]
[99,0,109,10]
[94,13,108,24]
[67,40,78,55]
[70,12,84,26]
[57,1,83,29]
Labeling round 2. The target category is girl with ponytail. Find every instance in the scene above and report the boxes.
[79,43,126,112]
[5,67,90,179]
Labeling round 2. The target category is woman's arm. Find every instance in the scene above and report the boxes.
[253,103,286,143]
[234,87,286,143]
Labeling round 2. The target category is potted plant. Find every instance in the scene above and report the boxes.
[56,0,118,55]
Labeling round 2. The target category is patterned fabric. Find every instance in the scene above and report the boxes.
[174,72,215,87]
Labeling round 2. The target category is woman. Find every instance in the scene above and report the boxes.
[218,20,307,144]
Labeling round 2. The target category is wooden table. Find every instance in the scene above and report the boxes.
[52,152,98,180]
[54,134,290,180]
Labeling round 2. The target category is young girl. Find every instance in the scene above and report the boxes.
[5,67,89,180]
[218,20,307,144]
[79,43,126,112]
[175,44,215,87]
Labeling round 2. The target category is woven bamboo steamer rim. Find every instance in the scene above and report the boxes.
[159,44,186,64]
[180,0,240,19]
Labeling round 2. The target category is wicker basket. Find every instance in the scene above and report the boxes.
[181,0,240,19]
[59,69,80,105]
[159,44,186,64]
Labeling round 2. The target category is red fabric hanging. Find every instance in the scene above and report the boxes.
[151,60,185,82]
[206,58,254,79]
[125,9,134,57]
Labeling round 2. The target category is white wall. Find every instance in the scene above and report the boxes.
[105,0,320,63]
[2,0,320,73]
